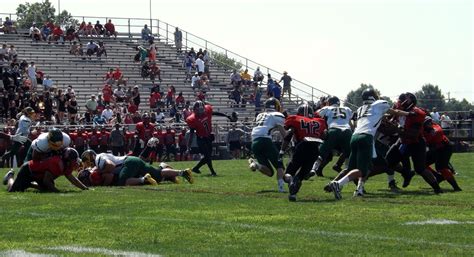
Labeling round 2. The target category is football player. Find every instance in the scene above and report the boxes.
[185,100,237,176]
[325,88,411,199]
[26,128,71,162]
[313,96,352,177]
[3,147,88,192]
[423,116,461,191]
[280,103,327,201]
[385,93,442,194]
[248,97,287,192]
[1,107,36,165]
[80,150,194,186]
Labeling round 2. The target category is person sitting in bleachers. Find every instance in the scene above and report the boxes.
[40,24,51,41]
[48,25,64,44]
[7,45,17,61]
[84,22,98,37]
[86,40,99,59]
[97,41,107,60]
[149,62,162,83]
[94,20,105,36]
[29,23,42,42]
[104,19,118,39]
[114,86,126,103]
[1,17,17,34]
[69,41,83,57]
[77,21,86,36]
[112,67,127,87]
[141,61,150,79]
[0,44,7,61]
[65,26,80,42]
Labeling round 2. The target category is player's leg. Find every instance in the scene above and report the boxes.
[410,140,442,193]
[5,164,33,192]
[436,144,461,191]
[249,138,275,177]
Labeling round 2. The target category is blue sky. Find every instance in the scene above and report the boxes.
[5,0,473,103]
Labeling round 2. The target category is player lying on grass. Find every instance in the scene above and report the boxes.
[3,147,89,192]
[280,103,327,201]
[248,98,287,192]
[80,150,194,186]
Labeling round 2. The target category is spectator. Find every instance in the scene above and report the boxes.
[174,27,183,53]
[110,123,125,155]
[97,41,107,60]
[0,44,7,60]
[135,45,148,64]
[67,94,78,124]
[85,94,98,122]
[94,20,105,36]
[55,90,67,124]
[240,69,252,86]
[150,62,162,83]
[166,85,176,108]
[230,69,241,87]
[65,85,75,100]
[150,90,161,110]
[227,124,245,159]
[279,71,292,101]
[127,101,138,114]
[156,108,165,123]
[102,84,114,105]
[29,23,41,42]
[229,88,241,108]
[271,82,282,101]
[196,90,206,101]
[101,105,114,121]
[175,92,185,108]
[456,112,464,121]
[84,21,98,37]
[132,85,141,107]
[253,67,264,84]
[182,101,192,120]
[65,26,79,42]
[96,94,106,114]
[69,41,80,56]
[141,61,150,79]
[430,107,441,123]
[114,86,126,102]
[49,25,64,44]
[188,47,196,59]
[104,19,118,39]
[42,75,54,91]
[183,52,194,81]
[40,24,51,41]
[77,21,86,36]
[1,17,17,34]
[112,67,127,87]
[86,40,99,60]
[104,68,114,84]
[141,24,152,41]
[148,39,157,62]
[440,112,453,136]
[195,55,205,76]
[93,113,106,126]
[8,45,17,61]
[27,62,37,89]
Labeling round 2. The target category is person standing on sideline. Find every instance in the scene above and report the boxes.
[430,107,440,124]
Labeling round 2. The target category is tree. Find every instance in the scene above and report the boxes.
[445,98,473,112]
[15,0,77,29]
[344,83,391,109]
[209,51,243,71]
[414,84,445,111]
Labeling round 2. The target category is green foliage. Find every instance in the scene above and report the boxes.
[15,0,77,29]
[1,154,473,256]
[209,51,243,71]
[445,98,474,112]
[415,84,445,110]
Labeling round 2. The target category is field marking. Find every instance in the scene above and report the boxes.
[0,250,56,257]
[403,219,474,225]
[47,246,161,257]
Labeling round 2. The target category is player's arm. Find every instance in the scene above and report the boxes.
[65,173,89,190]
[42,171,60,193]
[387,108,410,117]
[212,111,237,122]
[280,128,294,153]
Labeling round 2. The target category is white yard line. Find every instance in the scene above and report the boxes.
[403,219,474,225]
[46,246,161,257]
[0,250,56,257]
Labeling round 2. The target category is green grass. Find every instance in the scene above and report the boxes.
[0,153,473,256]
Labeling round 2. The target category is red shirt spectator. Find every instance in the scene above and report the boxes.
[104,20,116,33]
[150,91,161,109]
[196,91,205,101]
[102,84,113,104]
[112,68,123,80]
[128,102,138,114]
[175,93,185,107]
[52,26,63,36]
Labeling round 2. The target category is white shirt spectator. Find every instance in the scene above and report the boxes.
[440,114,452,129]
[430,111,440,123]
[43,76,54,89]
[191,74,200,89]
[156,112,165,123]
[195,57,205,73]
[27,64,36,78]
[101,107,114,121]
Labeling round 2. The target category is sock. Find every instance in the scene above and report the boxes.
[357,180,365,193]
[336,176,350,187]
[311,156,323,171]
[278,179,284,189]
[387,175,395,183]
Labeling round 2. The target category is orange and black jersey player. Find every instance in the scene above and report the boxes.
[280,103,327,201]
[185,101,237,176]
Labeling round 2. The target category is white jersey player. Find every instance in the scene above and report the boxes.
[29,128,71,161]
[248,97,287,192]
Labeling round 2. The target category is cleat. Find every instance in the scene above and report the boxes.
[324,183,333,193]
[144,173,158,185]
[182,169,194,184]
[191,168,201,174]
[332,165,342,172]
[289,176,302,196]
[288,194,297,202]
[353,190,364,197]
[305,170,317,180]
[388,180,400,192]
[248,158,257,171]
[3,169,14,185]
[210,171,217,177]
[453,187,462,192]
[329,182,342,200]
[434,188,443,194]
[402,171,415,188]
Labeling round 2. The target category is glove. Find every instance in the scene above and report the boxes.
[11,134,28,144]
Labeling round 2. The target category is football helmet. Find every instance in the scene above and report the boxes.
[397,92,417,111]
[361,88,378,102]
[63,147,81,165]
[47,128,64,151]
[264,97,281,112]
[193,100,205,115]
[81,149,97,167]
[296,103,314,118]
[327,96,340,106]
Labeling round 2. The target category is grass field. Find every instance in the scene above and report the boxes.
[0,153,473,256]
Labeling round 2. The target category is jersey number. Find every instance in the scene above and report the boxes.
[357,104,371,120]
[331,108,347,119]
[300,120,321,135]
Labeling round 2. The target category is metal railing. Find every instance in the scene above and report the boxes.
[1,12,348,107]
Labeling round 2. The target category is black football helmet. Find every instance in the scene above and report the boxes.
[327,96,340,106]
[47,128,64,151]
[63,147,81,165]
[193,100,205,115]
[398,92,417,111]
[264,97,281,112]
[361,88,378,102]
[81,149,97,167]
[297,103,314,118]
